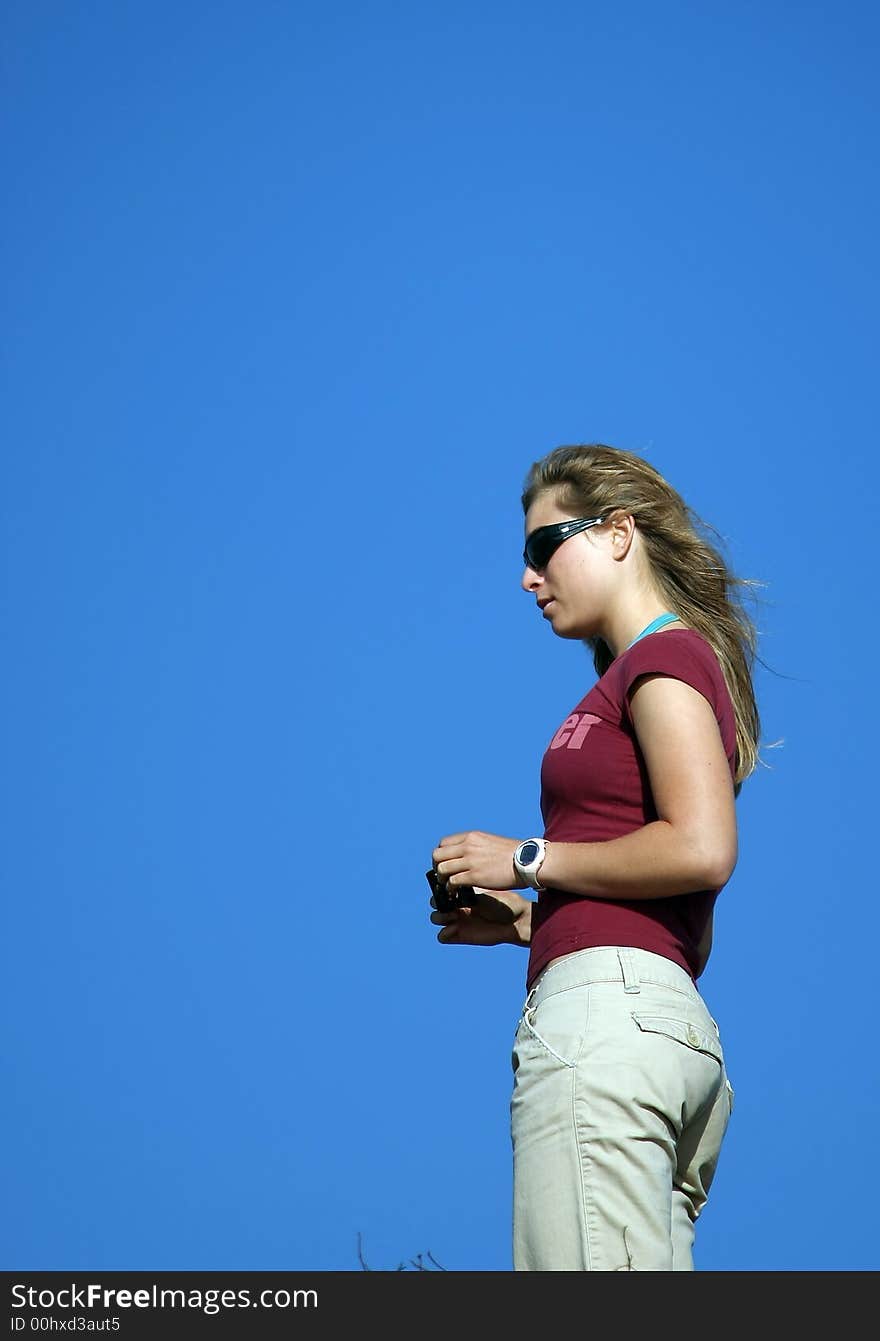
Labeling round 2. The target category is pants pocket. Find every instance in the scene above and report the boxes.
[630,1012,724,1065]
[519,989,590,1068]
[629,1009,727,1130]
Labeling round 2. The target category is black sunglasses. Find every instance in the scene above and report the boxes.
[523,514,609,572]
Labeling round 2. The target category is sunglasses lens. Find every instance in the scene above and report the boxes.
[525,533,553,571]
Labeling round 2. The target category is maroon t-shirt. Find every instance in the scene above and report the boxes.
[526,629,737,991]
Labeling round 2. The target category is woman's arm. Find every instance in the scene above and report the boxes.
[537,673,737,900]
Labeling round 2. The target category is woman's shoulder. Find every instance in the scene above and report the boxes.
[617,623,711,663]
[615,625,728,701]
[658,625,722,666]
[633,624,713,655]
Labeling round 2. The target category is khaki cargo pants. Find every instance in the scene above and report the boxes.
[510,946,734,1271]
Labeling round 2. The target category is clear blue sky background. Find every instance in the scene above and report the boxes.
[3,1,877,1272]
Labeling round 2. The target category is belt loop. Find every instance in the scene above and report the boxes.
[617,948,641,993]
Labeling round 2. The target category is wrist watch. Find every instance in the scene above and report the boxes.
[513,837,548,891]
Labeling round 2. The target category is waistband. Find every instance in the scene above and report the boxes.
[523,946,700,1013]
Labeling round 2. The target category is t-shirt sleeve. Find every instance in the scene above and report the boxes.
[619,634,722,732]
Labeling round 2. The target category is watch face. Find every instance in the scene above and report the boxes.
[518,841,540,866]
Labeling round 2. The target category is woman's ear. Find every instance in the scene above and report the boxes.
[609,510,637,558]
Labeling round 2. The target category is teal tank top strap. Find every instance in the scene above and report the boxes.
[625,612,680,650]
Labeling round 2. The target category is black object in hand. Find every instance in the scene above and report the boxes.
[426,868,476,911]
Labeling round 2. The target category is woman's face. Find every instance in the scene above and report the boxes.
[521,494,615,640]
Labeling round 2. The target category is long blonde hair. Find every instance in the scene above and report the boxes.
[522,443,778,796]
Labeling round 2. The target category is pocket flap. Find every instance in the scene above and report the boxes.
[631,1012,723,1063]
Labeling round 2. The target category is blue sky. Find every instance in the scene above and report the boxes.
[2,0,877,1271]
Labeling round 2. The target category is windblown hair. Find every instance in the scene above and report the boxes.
[522,443,776,796]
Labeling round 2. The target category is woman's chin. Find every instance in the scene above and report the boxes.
[553,619,584,641]
[545,607,593,641]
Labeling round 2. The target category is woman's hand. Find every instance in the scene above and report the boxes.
[431,830,527,892]
[430,887,533,948]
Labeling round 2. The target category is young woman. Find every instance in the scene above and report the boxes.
[429,443,764,1271]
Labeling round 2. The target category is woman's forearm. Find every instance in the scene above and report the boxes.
[538,822,729,902]
[511,899,532,947]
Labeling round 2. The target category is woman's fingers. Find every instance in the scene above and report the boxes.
[431,905,463,941]
[430,910,458,926]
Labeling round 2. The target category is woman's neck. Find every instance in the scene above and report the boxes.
[604,609,688,659]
